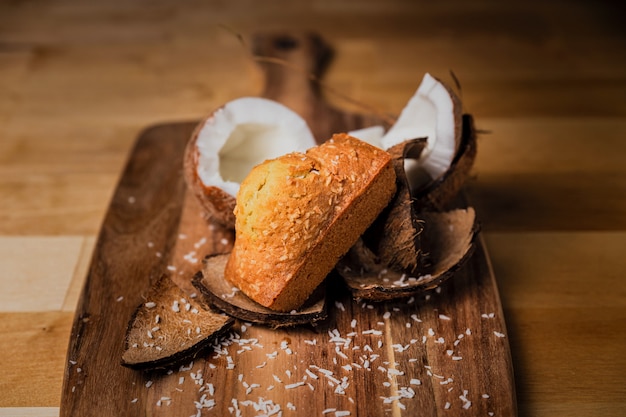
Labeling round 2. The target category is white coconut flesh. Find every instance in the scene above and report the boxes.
[194,97,317,197]
[350,73,459,192]
[347,125,386,148]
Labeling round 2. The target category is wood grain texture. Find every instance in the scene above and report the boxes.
[59,122,191,414]
[60,32,515,416]
[486,232,626,416]
[0,237,83,312]
[0,312,74,407]
[2,1,626,416]
[0,408,59,417]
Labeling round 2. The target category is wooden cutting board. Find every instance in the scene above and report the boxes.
[60,32,516,416]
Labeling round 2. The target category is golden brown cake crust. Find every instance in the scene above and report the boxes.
[224,133,396,311]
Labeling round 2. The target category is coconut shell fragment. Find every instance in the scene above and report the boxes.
[337,207,478,301]
[121,276,234,370]
[363,138,427,274]
[381,73,464,189]
[193,253,328,328]
[413,114,478,210]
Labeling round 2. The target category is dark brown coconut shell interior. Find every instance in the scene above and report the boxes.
[337,206,478,301]
[121,276,234,370]
[193,253,328,328]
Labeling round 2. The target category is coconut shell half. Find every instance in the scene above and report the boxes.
[121,276,234,370]
[337,207,478,301]
[193,253,328,328]
[183,98,317,228]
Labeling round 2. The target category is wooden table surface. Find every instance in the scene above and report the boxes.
[1,1,625,416]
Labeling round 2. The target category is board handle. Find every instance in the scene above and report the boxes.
[252,31,384,143]
[252,31,332,107]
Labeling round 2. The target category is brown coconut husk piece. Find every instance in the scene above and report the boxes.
[337,206,478,301]
[363,138,427,274]
[193,253,328,328]
[121,276,234,370]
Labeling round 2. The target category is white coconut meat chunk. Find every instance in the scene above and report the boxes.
[381,73,460,189]
[348,125,385,148]
[194,97,317,197]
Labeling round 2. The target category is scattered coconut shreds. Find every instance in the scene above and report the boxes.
[285,381,305,389]
[146,299,501,413]
[122,92,503,414]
